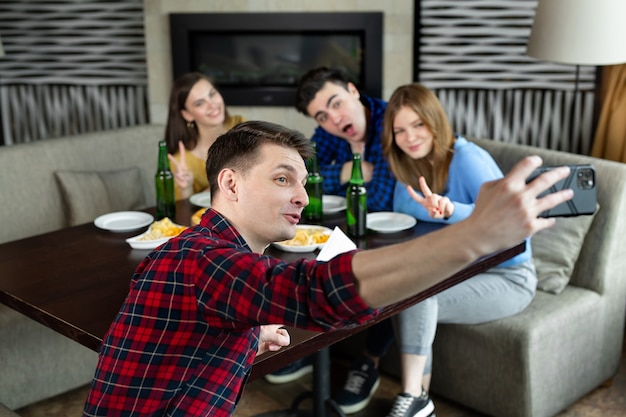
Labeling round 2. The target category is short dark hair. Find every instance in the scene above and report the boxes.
[206,121,315,195]
[295,67,354,116]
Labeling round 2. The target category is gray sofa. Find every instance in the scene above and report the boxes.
[0,124,165,410]
[430,138,626,417]
[348,138,626,417]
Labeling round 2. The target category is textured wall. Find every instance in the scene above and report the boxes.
[0,0,148,144]
[143,0,415,137]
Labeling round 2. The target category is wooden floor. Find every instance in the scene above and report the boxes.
[16,334,626,417]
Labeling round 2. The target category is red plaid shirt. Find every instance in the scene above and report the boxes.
[83,209,376,416]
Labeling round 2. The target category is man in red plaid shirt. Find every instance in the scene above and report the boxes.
[83,121,572,416]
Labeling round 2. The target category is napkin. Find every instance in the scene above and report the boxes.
[316,227,357,261]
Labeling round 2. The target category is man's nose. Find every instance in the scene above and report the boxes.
[329,110,342,125]
[294,184,309,207]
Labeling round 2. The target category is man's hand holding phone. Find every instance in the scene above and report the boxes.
[527,164,597,217]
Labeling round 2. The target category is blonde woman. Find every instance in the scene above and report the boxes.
[381,83,537,417]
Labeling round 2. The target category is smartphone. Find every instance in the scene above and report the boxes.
[526,164,597,217]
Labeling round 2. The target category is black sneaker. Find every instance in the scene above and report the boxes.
[386,391,435,417]
[333,355,380,414]
[264,356,314,384]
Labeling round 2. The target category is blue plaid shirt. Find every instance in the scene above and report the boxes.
[311,96,395,212]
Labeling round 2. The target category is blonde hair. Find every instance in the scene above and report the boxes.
[382,83,455,194]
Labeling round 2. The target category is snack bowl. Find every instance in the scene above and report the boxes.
[272,225,332,253]
[126,218,187,250]
[126,233,171,250]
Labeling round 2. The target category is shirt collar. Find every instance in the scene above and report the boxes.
[199,208,252,251]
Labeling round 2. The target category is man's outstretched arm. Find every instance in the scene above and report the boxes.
[352,155,572,309]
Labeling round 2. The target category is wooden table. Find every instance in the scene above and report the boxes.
[255,214,524,416]
[0,201,524,415]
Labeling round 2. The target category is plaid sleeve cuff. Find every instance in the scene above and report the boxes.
[311,251,379,329]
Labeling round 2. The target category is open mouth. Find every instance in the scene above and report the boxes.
[342,123,354,135]
[285,213,301,224]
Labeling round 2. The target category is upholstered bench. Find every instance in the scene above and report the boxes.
[0,124,165,410]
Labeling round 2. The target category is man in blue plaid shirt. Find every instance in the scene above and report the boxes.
[294,66,396,213]
[264,67,398,412]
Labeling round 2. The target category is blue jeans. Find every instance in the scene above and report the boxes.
[392,261,536,373]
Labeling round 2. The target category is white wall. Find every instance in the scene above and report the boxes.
[143,0,414,137]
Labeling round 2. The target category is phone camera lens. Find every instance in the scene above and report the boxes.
[577,168,594,190]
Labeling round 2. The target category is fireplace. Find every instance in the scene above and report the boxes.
[169,12,383,106]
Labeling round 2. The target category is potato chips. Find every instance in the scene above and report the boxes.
[279,227,330,246]
[191,208,207,226]
[139,218,187,241]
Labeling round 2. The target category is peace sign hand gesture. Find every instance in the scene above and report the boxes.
[407,176,455,219]
[167,141,194,199]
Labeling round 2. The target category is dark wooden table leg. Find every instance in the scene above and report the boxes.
[253,348,346,417]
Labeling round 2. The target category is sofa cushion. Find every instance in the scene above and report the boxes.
[531,207,597,294]
[55,167,148,226]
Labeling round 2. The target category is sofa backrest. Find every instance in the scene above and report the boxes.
[471,138,626,295]
[0,124,165,244]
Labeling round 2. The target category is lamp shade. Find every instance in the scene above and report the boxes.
[527,0,626,66]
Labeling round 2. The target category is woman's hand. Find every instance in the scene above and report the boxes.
[257,325,290,355]
[167,141,193,197]
[407,176,454,219]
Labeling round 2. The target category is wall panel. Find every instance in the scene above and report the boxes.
[0,0,148,145]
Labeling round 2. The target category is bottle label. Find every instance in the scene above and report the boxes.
[304,178,323,222]
[156,141,176,221]
[156,172,176,220]
[346,186,367,237]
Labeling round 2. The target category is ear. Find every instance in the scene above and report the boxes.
[347,82,360,100]
[181,108,194,123]
[216,168,238,201]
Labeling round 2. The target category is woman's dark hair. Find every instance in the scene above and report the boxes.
[163,72,230,154]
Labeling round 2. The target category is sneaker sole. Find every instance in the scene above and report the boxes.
[264,364,313,384]
[413,399,435,417]
[337,377,381,414]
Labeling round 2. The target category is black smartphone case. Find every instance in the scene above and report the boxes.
[527,164,597,217]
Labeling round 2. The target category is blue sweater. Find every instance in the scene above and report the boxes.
[393,136,531,267]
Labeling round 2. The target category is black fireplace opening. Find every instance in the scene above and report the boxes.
[169,12,383,106]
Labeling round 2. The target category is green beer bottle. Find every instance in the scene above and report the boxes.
[155,140,176,220]
[303,142,323,223]
[346,152,367,237]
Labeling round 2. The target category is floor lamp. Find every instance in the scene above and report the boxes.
[0,35,5,146]
[526,0,626,154]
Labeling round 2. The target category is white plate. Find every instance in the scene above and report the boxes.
[190,191,211,208]
[94,211,154,233]
[366,212,417,233]
[322,195,347,214]
[272,225,332,253]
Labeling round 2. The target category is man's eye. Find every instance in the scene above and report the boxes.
[318,115,328,123]
[332,100,341,109]
[276,176,287,184]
